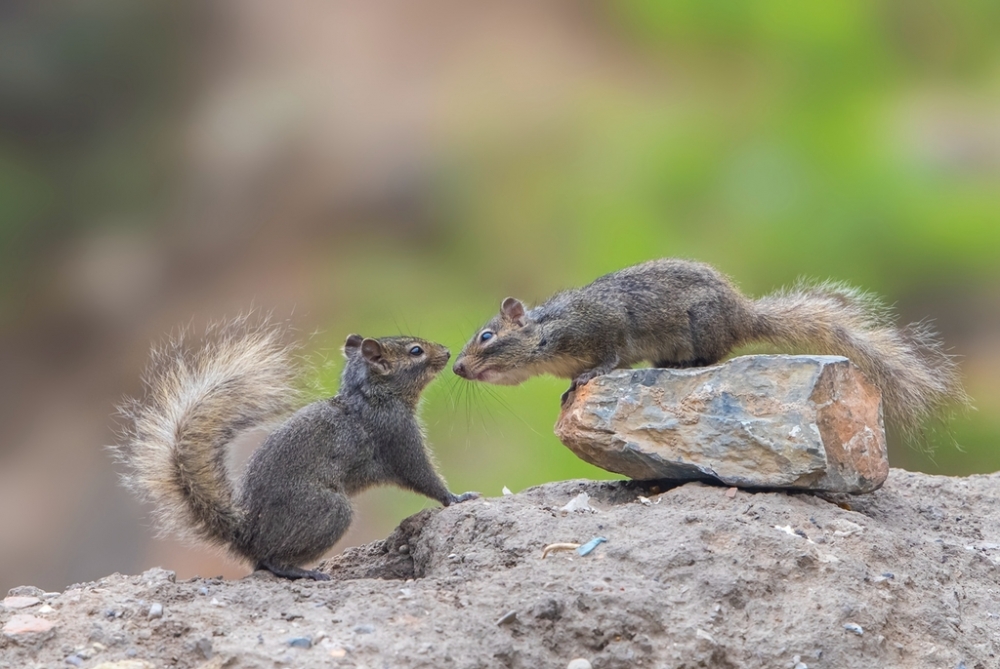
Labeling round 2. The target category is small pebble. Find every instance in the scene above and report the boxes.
[3,614,56,636]
[197,586,209,596]
[2,596,41,610]
[353,624,376,635]
[147,603,163,619]
[567,660,592,669]
[560,492,593,513]
[287,636,312,648]
[495,610,517,626]
[195,637,213,659]
[843,623,864,635]
[65,656,84,667]
[398,544,410,554]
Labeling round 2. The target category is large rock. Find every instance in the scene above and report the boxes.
[555,355,888,493]
[2,471,999,668]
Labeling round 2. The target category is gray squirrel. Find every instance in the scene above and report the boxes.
[453,258,967,437]
[113,316,478,581]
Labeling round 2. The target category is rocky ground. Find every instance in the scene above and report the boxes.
[3,469,999,669]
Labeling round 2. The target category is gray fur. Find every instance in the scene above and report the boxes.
[112,318,477,580]
[454,258,968,440]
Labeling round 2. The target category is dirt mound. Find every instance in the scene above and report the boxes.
[3,470,999,668]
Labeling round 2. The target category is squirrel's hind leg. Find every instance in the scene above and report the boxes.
[255,561,331,581]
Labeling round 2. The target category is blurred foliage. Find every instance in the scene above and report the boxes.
[0,1,192,324]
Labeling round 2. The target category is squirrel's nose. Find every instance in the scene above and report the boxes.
[453,360,468,378]
[442,348,451,361]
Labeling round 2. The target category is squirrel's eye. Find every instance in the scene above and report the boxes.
[409,346,423,356]
[480,331,493,342]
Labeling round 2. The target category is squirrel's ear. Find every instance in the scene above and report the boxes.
[501,297,526,326]
[360,338,389,373]
[343,333,364,358]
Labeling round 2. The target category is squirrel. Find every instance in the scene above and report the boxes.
[112,315,479,581]
[452,258,967,438]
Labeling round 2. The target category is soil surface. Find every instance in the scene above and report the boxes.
[3,469,999,668]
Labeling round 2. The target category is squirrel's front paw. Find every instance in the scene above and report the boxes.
[561,374,596,406]
[560,388,572,406]
[448,491,481,505]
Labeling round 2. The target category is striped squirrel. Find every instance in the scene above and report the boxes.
[453,258,966,437]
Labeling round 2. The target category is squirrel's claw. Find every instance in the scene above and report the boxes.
[561,373,595,407]
[256,561,331,581]
[447,491,481,506]
[560,386,573,406]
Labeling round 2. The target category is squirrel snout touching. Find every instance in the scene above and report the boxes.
[453,359,469,378]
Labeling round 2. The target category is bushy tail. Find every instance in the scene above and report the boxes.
[111,314,301,549]
[750,280,968,440]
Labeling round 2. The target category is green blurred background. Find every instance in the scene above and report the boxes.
[1,0,998,592]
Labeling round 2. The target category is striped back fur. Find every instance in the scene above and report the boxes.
[751,281,968,440]
[112,315,301,550]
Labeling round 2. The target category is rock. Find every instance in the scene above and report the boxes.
[7,586,45,598]
[3,471,999,668]
[140,568,176,585]
[92,662,155,669]
[195,638,213,659]
[567,660,592,669]
[147,603,163,619]
[287,636,312,648]
[495,610,517,626]
[2,614,57,646]
[555,355,888,493]
[1,596,41,610]
[353,624,375,634]
[559,492,594,513]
